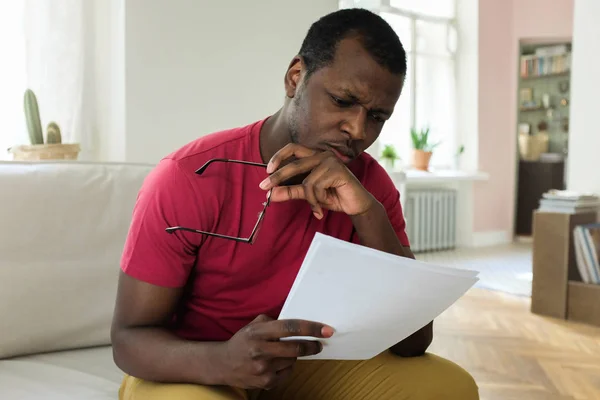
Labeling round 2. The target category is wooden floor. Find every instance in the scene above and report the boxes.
[429,288,600,400]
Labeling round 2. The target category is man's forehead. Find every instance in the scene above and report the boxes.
[322,68,403,105]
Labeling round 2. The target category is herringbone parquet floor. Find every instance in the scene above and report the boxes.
[430,288,600,400]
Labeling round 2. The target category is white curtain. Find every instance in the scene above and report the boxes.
[0,2,28,160]
[0,1,95,161]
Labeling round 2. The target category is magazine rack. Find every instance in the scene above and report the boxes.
[531,210,600,327]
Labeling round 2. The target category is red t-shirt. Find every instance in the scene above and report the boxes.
[121,117,410,342]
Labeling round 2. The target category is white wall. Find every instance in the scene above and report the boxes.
[567,0,600,195]
[121,0,338,164]
[94,0,125,162]
[455,0,478,172]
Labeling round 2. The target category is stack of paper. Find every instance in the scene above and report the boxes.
[278,233,479,360]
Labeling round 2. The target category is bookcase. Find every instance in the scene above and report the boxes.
[517,42,571,157]
[531,211,600,327]
[515,41,572,238]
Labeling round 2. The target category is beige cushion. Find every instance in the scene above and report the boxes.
[0,161,154,359]
[0,345,122,399]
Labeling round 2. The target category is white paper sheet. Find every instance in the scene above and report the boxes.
[278,233,479,360]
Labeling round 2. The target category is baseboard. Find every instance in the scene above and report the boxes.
[470,230,512,247]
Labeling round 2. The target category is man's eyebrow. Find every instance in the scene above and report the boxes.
[340,88,392,116]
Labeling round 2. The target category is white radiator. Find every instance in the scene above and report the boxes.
[404,189,457,253]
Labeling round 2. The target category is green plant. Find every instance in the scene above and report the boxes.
[456,144,465,156]
[24,89,44,145]
[46,122,62,144]
[410,127,440,152]
[380,144,400,168]
[381,144,399,160]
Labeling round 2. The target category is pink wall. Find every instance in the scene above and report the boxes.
[473,0,574,234]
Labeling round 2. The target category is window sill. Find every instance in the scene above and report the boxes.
[385,168,489,184]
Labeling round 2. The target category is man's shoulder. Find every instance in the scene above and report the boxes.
[164,118,265,166]
[141,118,266,194]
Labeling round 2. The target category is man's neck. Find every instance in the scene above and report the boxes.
[259,109,292,164]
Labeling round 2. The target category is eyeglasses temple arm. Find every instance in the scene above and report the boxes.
[195,159,268,175]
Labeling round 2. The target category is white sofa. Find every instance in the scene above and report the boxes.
[0,160,155,399]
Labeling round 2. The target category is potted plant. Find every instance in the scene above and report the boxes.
[380,144,400,170]
[7,89,80,161]
[410,127,439,171]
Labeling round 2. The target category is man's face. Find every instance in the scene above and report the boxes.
[284,36,404,163]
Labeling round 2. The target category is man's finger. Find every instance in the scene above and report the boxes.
[270,185,306,203]
[250,319,334,340]
[301,165,330,219]
[260,156,324,190]
[266,143,319,174]
[252,340,323,359]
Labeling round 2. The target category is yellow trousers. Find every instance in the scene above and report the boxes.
[119,351,479,400]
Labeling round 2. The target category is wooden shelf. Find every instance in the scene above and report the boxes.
[519,106,548,112]
[567,281,600,326]
[520,72,570,80]
[531,210,600,327]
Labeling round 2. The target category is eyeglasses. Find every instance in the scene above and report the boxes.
[165,158,271,244]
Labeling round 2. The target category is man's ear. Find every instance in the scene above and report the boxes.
[284,56,305,98]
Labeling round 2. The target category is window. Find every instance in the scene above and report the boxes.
[340,1,458,169]
[0,3,27,160]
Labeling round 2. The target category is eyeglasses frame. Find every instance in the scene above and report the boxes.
[165,158,271,244]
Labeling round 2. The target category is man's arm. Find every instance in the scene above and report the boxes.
[350,200,434,357]
[111,272,330,388]
[110,271,227,385]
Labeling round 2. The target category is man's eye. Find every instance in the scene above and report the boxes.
[370,114,385,123]
[331,95,352,107]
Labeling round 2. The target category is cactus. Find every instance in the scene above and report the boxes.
[24,89,44,145]
[46,122,62,144]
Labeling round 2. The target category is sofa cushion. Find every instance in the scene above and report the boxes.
[0,345,122,399]
[0,161,154,359]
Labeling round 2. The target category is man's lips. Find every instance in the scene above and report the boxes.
[324,144,354,162]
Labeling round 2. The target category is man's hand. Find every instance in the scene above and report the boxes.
[217,314,334,390]
[259,143,375,219]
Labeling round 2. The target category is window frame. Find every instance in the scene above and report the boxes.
[381,2,458,163]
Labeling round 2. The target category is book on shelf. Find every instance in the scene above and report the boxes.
[520,52,571,78]
[573,223,600,285]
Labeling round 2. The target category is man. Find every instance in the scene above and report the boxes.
[111,8,479,400]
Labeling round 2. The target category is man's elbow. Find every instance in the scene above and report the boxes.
[110,324,133,374]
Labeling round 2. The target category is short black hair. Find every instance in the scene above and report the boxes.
[298,8,407,78]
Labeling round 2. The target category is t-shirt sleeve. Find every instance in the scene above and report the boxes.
[120,158,206,288]
[352,161,410,247]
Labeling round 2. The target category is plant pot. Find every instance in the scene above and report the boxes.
[412,149,432,171]
[8,143,81,161]
[382,157,396,170]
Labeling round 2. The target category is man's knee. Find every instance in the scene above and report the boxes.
[118,374,248,400]
[425,354,479,399]
[385,352,479,400]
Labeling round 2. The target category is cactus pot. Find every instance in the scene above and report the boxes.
[8,143,81,161]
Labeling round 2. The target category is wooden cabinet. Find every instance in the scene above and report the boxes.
[515,160,565,236]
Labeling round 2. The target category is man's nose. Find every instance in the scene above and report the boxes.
[341,107,367,141]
